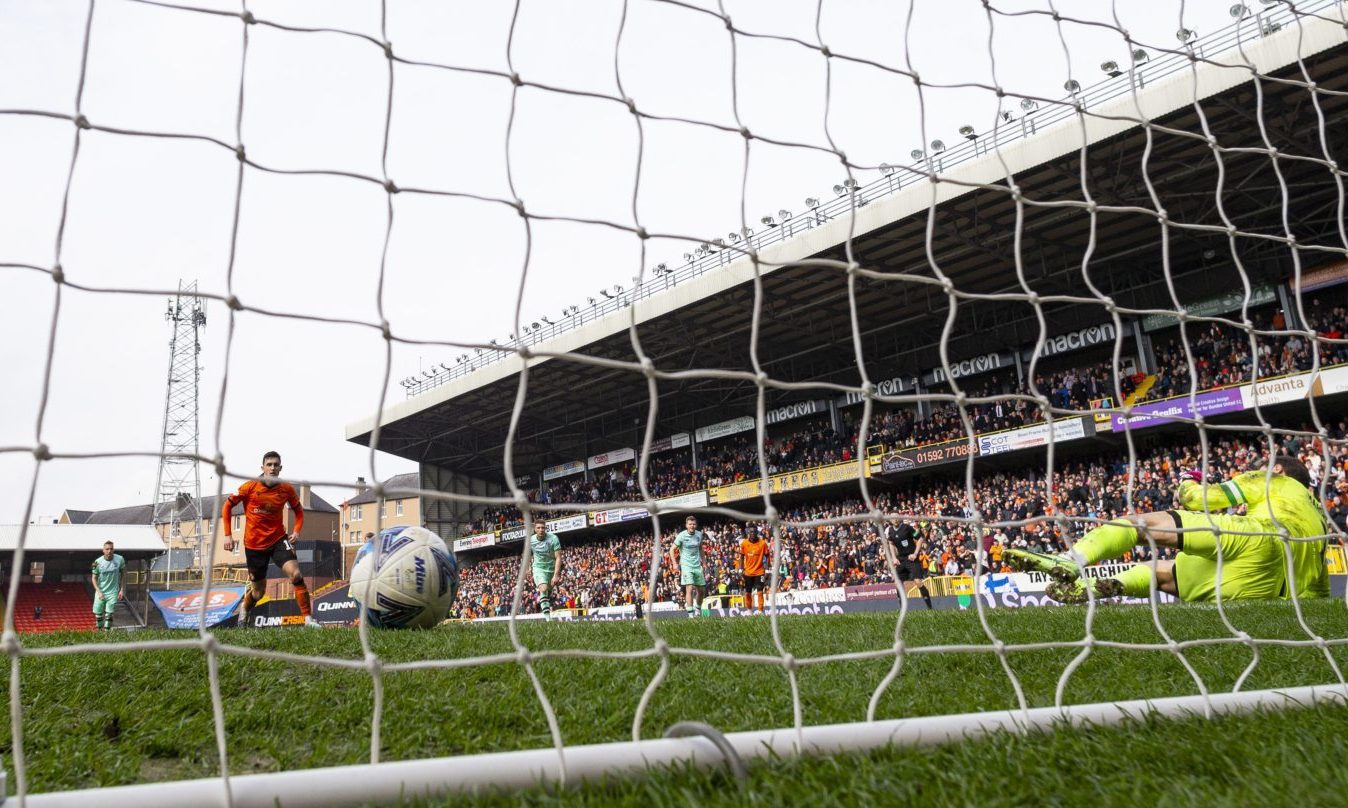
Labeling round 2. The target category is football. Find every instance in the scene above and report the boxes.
[349,526,459,628]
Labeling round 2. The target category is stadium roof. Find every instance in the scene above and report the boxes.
[64,490,339,526]
[0,524,167,555]
[345,473,420,506]
[347,14,1348,480]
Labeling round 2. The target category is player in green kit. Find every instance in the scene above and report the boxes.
[90,541,126,630]
[670,515,715,618]
[1007,455,1330,604]
[530,519,563,619]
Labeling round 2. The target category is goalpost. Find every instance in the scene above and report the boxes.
[4,1,1348,805]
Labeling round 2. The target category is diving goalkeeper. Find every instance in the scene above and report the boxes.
[1007,455,1330,604]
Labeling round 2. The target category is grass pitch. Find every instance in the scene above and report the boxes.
[4,600,1348,806]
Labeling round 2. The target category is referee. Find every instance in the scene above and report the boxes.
[884,519,932,610]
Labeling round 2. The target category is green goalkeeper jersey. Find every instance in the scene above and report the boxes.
[1178,471,1330,599]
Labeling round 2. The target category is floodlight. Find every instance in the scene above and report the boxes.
[1020,98,1038,112]
[833,184,846,195]
[958,125,976,140]
[930,139,946,153]
[761,215,776,226]
[1064,79,1081,93]
[1101,60,1122,77]
[1176,28,1196,43]
[1230,3,1249,17]
[1132,48,1149,63]
[778,209,792,219]
[910,149,925,160]
[880,163,895,175]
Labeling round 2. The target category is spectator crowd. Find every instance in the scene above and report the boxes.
[462,290,1348,541]
[454,423,1348,618]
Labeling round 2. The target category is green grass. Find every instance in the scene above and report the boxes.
[4,601,1348,806]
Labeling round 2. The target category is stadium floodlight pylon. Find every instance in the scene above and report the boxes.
[150,279,207,588]
[7,0,1348,806]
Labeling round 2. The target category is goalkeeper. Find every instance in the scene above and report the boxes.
[1006,455,1330,604]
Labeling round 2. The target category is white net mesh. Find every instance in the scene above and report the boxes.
[5,0,1348,803]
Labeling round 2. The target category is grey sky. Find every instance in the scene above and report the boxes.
[1,0,1242,524]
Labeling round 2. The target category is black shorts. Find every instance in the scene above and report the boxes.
[245,538,297,582]
[743,574,764,592]
[897,561,925,582]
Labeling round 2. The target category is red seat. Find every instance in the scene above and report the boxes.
[6,583,96,633]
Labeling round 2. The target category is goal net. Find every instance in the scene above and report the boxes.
[4,0,1348,805]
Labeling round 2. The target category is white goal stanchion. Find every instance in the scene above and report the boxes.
[5,0,1348,805]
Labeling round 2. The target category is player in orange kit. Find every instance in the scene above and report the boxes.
[223,451,318,628]
[738,527,770,614]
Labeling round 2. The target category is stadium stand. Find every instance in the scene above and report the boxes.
[6,582,95,633]
[454,429,1348,617]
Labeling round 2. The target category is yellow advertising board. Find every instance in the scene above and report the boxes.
[1326,545,1347,576]
[710,461,871,504]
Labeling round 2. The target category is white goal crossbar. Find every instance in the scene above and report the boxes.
[15,683,1346,808]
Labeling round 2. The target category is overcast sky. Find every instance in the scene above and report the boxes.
[1,0,1251,525]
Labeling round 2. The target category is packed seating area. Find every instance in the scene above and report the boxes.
[1142,292,1348,403]
[460,288,1348,539]
[454,423,1348,617]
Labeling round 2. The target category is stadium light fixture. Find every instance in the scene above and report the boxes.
[930,140,946,153]
[1101,60,1122,77]
[1064,79,1081,93]
[805,197,820,209]
[1229,3,1249,17]
[778,209,792,220]
[711,239,725,250]
[1132,48,1149,63]
[1177,28,1197,43]
[683,252,694,262]
[910,149,925,161]
[741,226,754,238]
[958,125,977,140]
[761,215,776,226]
[728,232,741,243]
[880,163,895,176]
[656,263,669,273]
[833,184,846,196]
[1000,110,1015,123]
[541,316,553,325]
[600,290,614,299]
[843,178,858,189]
[614,284,623,293]
[439,363,450,370]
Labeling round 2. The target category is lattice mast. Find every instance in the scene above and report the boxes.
[151,280,207,587]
